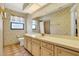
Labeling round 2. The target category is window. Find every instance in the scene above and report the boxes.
[32,20,36,30]
[10,16,24,30]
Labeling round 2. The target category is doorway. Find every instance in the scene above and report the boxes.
[44,20,50,34]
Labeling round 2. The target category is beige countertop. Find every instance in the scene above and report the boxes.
[24,33,79,52]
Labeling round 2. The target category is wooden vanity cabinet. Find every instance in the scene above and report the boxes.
[24,35,79,56]
[32,39,41,56]
[54,46,79,56]
[41,41,54,56]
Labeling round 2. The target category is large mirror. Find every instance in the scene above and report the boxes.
[32,5,78,37]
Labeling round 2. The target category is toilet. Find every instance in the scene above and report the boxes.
[18,37,24,46]
[17,35,24,46]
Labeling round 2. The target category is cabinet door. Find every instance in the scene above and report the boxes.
[41,47,52,56]
[27,39,32,53]
[32,42,41,56]
[24,39,26,48]
[24,37,28,49]
[55,46,79,56]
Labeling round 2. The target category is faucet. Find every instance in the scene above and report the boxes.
[41,33,45,36]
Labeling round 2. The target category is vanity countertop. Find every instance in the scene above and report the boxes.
[24,33,79,52]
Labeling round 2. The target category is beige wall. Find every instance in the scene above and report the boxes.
[77,4,79,36]
[0,14,3,55]
[0,7,4,55]
[3,9,27,46]
[39,7,71,35]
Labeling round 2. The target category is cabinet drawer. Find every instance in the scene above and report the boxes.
[46,43,52,50]
[24,36,30,40]
[55,46,79,56]
[32,39,40,44]
[25,36,31,40]
[41,41,47,47]
[41,47,53,56]
[28,38,31,41]
[41,41,53,50]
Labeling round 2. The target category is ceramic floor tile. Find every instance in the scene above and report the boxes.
[4,44,32,56]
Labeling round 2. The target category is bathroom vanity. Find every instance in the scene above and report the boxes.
[24,34,79,56]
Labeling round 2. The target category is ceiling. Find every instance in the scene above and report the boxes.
[4,3,47,14]
[4,3,24,13]
[23,3,47,14]
[0,3,74,18]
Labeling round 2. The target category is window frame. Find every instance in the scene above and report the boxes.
[10,22,24,30]
[32,20,36,30]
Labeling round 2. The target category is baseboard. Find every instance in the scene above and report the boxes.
[4,42,20,47]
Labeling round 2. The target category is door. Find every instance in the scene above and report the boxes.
[44,21,50,34]
[40,22,44,33]
[32,42,41,56]
[0,14,3,55]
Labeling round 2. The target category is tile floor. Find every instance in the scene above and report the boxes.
[4,44,32,56]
